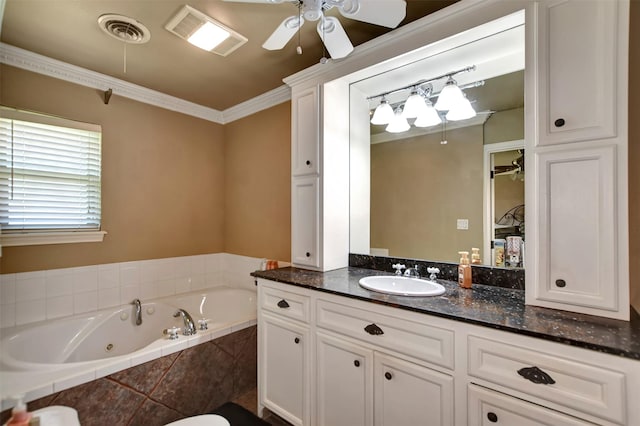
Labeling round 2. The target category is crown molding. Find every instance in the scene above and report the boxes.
[222,85,291,123]
[0,42,290,124]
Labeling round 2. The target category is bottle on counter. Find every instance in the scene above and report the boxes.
[4,395,36,426]
[458,251,472,289]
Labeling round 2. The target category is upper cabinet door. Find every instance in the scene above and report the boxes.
[292,86,320,176]
[537,0,619,146]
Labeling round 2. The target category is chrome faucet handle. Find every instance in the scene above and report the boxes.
[427,267,440,281]
[392,263,406,275]
[198,319,208,331]
[163,326,180,340]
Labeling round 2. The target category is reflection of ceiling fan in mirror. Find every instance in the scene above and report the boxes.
[224,0,407,59]
[494,149,525,177]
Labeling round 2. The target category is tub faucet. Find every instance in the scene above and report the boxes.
[174,309,197,336]
[132,299,142,326]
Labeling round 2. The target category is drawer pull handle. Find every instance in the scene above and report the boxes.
[306,160,311,165]
[555,279,566,288]
[364,323,384,335]
[354,360,360,367]
[384,372,393,380]
[487,412,498,423]
[277,299,290,309]
[306,252,311,258]
[294,337,300,344]
[554,118,565,127]
[518,366,556,385]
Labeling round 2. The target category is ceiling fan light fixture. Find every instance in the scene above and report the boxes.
[370,98,394,125]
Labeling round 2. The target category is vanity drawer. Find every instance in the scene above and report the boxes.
[316,299,454,369]
[260,284,310,324]
[467,335,626,424]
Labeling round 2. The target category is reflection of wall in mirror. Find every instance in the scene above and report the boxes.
[493,150,525,226]
[370,125,484,264]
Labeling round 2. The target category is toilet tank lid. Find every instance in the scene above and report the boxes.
[164,414,230,426]
[31,406,80,426]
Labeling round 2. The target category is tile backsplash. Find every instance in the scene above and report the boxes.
[0,253,279,328]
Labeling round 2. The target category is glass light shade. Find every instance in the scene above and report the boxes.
[434,78,464,111]
[188,22,231,51]
[402,91,428,119]
[446,96,476,121]
[414,102,442,127]
[370,99,395,125]
[386,109,410,133]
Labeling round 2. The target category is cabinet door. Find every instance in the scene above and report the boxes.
[291,176,320,268]
[468,384,595,426]
[374,353,453,426]
[536,0,619,145]
[292,86,320,176]
[533,145,618,314]
[316,332,373,426]
[260,313,309,426]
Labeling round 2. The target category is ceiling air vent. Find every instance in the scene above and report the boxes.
[98,14,151,44]
[165,5,247,57]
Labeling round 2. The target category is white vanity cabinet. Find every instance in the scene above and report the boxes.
[528,0,630,320]
[258,284,311,426]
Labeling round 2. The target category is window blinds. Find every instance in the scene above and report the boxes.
[0,107,102,232]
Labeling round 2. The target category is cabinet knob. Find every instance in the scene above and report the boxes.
[294,337,300,344]
[305,160,311,166]
[554,118,565,128]
[384,372,393,381]
[305,252,311,258]
[354,360,360,367]
[555,279,566,288]
[487,412,498,423]
[277,299,290,308]
[364,323,384,335]
[517,366,556,385]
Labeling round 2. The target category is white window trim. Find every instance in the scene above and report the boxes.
[0,230,107,247]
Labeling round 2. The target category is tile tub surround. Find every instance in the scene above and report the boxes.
[0,253,275,329]
[252,267,640,360]
[0,326,258,426]
[349,253,525,290]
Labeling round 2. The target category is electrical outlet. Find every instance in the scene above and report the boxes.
[457,219,469,230]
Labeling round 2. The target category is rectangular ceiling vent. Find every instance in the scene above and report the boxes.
[165,5,247,57]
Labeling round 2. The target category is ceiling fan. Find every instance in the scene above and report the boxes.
[224,0,407,59]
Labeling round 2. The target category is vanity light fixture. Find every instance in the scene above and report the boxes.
[434,76,465,111]
[445,94,477,121]
[386,107,411,133]
[414,99,442,127]
[402,87,429,119]
[370,97,395,125]
[165,5,247,56]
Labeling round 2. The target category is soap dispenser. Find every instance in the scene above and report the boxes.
[458,251,472,289]
[5,395,33,426]
[471,248,481,265]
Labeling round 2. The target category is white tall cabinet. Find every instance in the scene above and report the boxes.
[528,0,630,319]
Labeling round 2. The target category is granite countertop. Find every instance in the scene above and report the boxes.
[251,266,640,360]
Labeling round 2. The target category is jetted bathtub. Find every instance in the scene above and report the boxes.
[0,286,257,405]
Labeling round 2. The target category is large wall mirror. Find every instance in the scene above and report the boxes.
[349,11,525,267]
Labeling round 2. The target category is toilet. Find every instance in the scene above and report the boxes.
[164,414,230,426]
[30,406,81,426]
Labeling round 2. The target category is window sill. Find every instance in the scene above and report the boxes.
[0,231,107,247]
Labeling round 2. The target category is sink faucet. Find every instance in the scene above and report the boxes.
[392,263,406,276]
[404,265,421,278]
[174,309,197,335]
[132,299,142,326]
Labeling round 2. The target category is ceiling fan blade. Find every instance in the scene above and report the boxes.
[339,0,407,28]
[317,17,354,59]
[263,15,305,50]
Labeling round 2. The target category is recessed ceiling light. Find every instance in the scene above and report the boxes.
[165,5,247,57]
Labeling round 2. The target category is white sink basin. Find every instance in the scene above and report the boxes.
[358,276,446,297]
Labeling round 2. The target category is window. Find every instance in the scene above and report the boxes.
[0,107,105,246]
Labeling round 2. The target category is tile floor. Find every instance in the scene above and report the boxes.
[233,388,293,426]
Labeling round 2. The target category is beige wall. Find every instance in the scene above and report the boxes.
[484,107,525,144]
[223,102,291,262]
[0,65,226,273]
[370,126,484,263]
[629,1,639,314]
